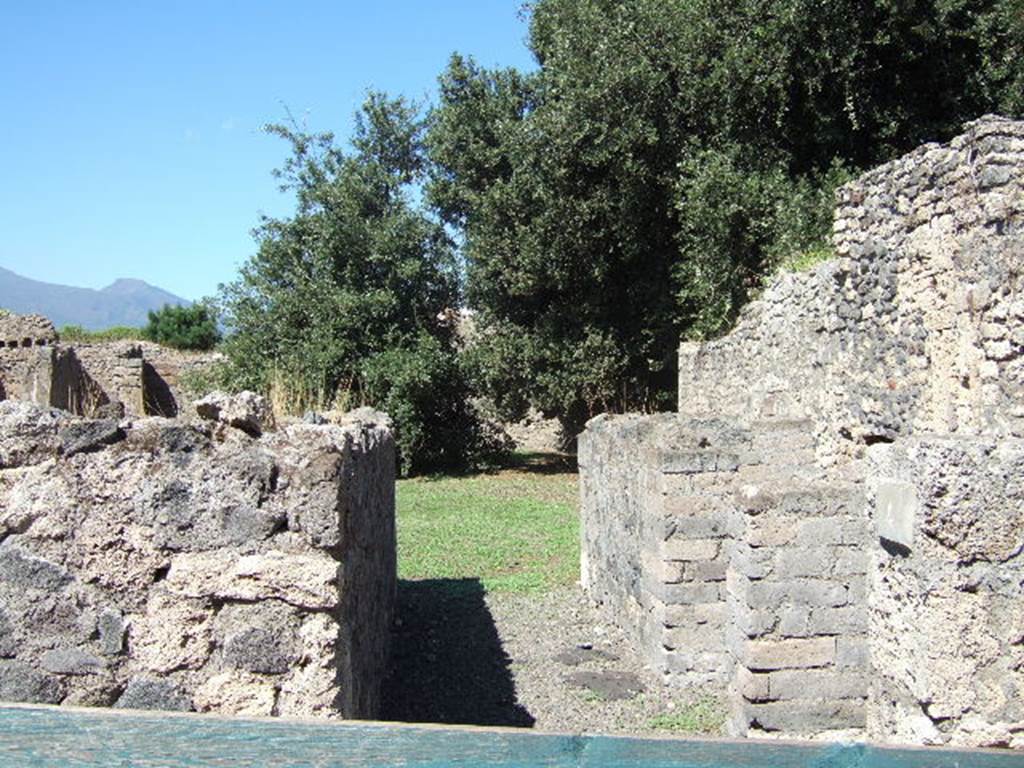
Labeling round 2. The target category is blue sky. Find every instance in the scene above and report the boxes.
[0,2,535,301]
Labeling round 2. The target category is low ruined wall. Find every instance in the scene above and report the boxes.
[580,415,871,736]
[0,400,395,719]
[0,327,222,420]
[583,115,1024,748]
[679,115,1024,465]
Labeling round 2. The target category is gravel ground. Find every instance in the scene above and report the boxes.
[380,581,725,737]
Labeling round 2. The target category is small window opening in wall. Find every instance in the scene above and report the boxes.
[36,339,47,346]
[21,339,32,348]
[6,340,18,348]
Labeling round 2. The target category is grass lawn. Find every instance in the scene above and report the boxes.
[396,453,580,593]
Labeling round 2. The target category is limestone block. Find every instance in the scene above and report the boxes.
[661,538,720,562]
[165,551,341,610]
[743,637,835,670]
[193,672,277,717]
[736,665,769,701]
[768,669,867,701]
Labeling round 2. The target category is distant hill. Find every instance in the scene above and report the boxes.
[0,267,190,330]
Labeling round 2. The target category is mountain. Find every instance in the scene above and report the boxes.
[0,267,190,330]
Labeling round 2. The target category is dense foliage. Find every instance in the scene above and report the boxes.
[144,303,221,351]
[218,94,499,474]
[58,325,147,344]
[428,0,1024,432]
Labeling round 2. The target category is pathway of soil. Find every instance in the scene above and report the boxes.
[380,583,719,736]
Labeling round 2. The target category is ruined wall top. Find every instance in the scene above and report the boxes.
[679,114,1024,464]
[0,312,58,347]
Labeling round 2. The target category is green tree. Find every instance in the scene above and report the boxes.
[144,303,220,351]
[428,0,1023,434]
[219,93,496,474]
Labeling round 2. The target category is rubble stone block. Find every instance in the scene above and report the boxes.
[744,637,835,670]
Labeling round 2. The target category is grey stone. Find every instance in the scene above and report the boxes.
[0,660,65,703]
[743,700,865,732]
[565,670,644,701]
[60,419,124,457]
[115,678,191,711]
[97,609,125,655]
[768,669,867,701]
[0,546,71,590]
[223,628,290,675]
[0,607,14,657]
[40,647,106,675]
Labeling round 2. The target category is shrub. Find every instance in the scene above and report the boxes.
[144,303,220,351]
[58,325,146,343]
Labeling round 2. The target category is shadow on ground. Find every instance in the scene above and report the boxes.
[379,578,535,727]
[502,451,578,475]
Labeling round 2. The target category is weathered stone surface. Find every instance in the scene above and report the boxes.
[744,638,835,671]
[0,401,64,468]
[0,660,65,703]
[582,117,1024,746]
[194,390,272,436]
[165,551,340,609]
[40,648,106,675]
[115,678,192,711]
[223,628,290,674]
[97,608,126,655]
[59,419,124,457]
[192,672,277,716]
[0,402,396,719]
[0,545,71,590]
[0,607,14,657]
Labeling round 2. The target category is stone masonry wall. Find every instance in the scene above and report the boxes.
[0,314,59,408]
[0,315,221,420]
[865,438,1024,748]
[582,115,1024,747]
[679,115,1024,466]
[580,415,871,736]
[0,400,396,719]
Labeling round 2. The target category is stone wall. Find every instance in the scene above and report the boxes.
[866,438,1024,747]
[580,416,871,737]
[0,314,60,408]
[0,400,396,719]
[581,115,1024,748]
[0,316,221,419]
[679,115,1024,466]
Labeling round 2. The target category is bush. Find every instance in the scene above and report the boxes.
[218,93,501,474]
[362,334,509,475]
[58,325,146,343]
[144,304,220,351]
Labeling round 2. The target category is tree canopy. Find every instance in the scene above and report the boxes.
[144,303,220,351]
[218,94,498,473]
[428,0,1024,433]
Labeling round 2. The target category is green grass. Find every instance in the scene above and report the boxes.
[647,696,726,735]
[777,245,834,273]
[396,454,579,594]
[58,324,147,343]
